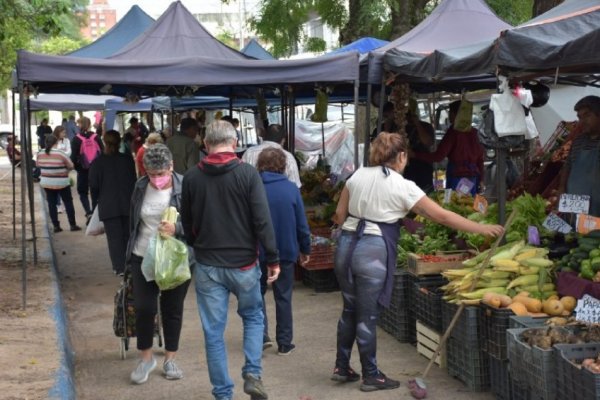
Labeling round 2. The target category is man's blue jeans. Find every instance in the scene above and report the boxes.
[194,263,264,400]
[333,233,387,378]
[260,260,295,348]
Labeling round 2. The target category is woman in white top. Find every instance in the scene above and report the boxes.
[53,125,71,157]
[330,132,503,392]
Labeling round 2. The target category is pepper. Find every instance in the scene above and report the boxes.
[592,257,600,272]
[580,261,595,280]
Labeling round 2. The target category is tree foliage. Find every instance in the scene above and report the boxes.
[247,0,540,57]
[0,0,86,91]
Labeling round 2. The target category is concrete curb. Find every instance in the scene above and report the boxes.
[35,186,77,400]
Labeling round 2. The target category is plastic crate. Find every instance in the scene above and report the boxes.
[555,343,600,400]
[441,301,481,345]
[411,276,446,331]
[447,337,490,392]
[377,270,415,343]
[303,244,335,270]
[416,320,446,368]
[480,302,515,360]
[509,315,550,329]
[489,355,512,400]
[301,268,339,292]
[507,327,569,400]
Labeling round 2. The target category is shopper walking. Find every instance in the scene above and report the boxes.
[71,116,103,219]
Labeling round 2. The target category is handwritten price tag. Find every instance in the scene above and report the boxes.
[576,214,600,235]
[473,194,488,214]
[575,294,600,324]
[443,189,452,204]
[559,193,590,214]
[456,178,474,196]
[542,213,573,234]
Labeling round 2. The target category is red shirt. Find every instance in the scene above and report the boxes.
[136,146,146,177]
[415,127,484,181]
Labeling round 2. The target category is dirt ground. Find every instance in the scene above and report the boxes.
[0,158,495,400]
[0,161,61,400]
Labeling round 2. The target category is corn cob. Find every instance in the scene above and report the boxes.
[518,283,555,293]
[491,259,520,271]
[507,274,539,289]
[459,287,507,300]
[518,266,540,275]
[514,249,537,262]
[520,258,553,268]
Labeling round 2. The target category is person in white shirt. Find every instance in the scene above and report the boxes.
[242,124,301,188]
[53,125,72,157]
[330,132,504,392]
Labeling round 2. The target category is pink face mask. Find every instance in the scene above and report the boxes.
[149,174,171,190]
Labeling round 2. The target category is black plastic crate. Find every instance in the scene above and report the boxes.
[447,337,490,392]
[511,378,531,400]
[508,315,550,329]
[378,269,415,343]
[411,276,446,332]
[442,301,481,345]
[301,269,339,292]
[555,343,600,400]
[480,302,514,360]
[489,355,512,400]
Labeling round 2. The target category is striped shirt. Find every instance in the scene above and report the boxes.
[242,141,301,187]
[37,149,72,189]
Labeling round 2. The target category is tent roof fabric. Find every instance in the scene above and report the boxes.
[241,39,275,60]
[17,50,359,95]
[368,0,511,83]
[330,37,389,55]
[69,6,154,58]
[28,94,120,111]
[496,0,600,73]
[109,1,251,60]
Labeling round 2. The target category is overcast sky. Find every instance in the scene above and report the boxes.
[108,0,260,20]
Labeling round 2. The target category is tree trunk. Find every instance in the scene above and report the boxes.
[339,0,371,44]
[389,0,411,40]
[532,0,564,17]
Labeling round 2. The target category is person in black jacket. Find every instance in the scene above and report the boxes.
[36,118,52,149]
[181,120,280,400]
[71,116,104,218]
[89,130,137,275]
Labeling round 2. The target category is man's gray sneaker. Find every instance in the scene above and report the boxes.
[130,357,157,384]
[163,359,183,380]
[242,372,268,400]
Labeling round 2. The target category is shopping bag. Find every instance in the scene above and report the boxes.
[154,235,190,291]
[141,235,157,282]
[85,207,104,236]
[454,99,473,132]
[489,76,527,137]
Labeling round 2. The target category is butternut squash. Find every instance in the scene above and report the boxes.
[513,296,542,313]
[507,302,528,316]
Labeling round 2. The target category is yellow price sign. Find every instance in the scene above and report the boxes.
[473,194,488,214]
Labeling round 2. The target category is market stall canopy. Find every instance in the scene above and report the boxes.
[367,0,511,84]
[495,0,600,76]
[17,50,360,96]
[28,94,120,111]
[330,37,389,55]
[109,1,252,61]
[69,5,155,58]
[241,38,275,60]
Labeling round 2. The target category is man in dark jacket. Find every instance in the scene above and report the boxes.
[70,116,104,218]
[181,120,279,400]
[36,118,52,149]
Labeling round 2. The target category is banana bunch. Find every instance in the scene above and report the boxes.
[441,240,555,305]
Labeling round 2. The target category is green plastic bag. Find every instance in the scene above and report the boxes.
[154,235,190,291]
[454,99,473,132]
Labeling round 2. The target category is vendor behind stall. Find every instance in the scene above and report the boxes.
[413,100,484,195]
[559,95,600,217]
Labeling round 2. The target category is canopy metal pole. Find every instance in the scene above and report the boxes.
[25,96,38,264]
[376,75,386,138]
[353,79,359,170]
[497,148,507,225]
[170,109,175,136]
[228,89,233,117]
[289,89,296,154]
[18,83,27,309]
[364,84,372,166]
[341,104,345,122]
[12,90,16,240]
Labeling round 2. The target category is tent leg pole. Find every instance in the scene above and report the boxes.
[290,90,295,154]
[364,84,372,167]
[26,98,38,265]
[321,123,325,158]
[377,75,386,138]
[12,90,16,240]
[354,79,359,170]
[19,83,27,310]
[497,148,507,225]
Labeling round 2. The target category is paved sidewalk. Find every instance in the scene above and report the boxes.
[55,203,494,400]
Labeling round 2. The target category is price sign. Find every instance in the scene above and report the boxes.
[443,189,453,204]
[434,179,445,191]
[528,226,540,246]
[542,213,573,234]
[575,294,600,324]
[473,194,488,214]
[559,193,590,214]
[456,178,474,196]
[576,214,600,235]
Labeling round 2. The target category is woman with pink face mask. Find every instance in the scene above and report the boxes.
[89,130,137,275]
[124,143,191,385]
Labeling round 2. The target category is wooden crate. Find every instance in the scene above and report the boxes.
[407,251,472,276]
[416,320,446,368]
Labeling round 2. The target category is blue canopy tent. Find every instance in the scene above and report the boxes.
[241,38,275,60]
[330,37,388,55]
[69,5,154,58]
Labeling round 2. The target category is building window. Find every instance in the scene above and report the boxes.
[90,21,97,27]
[99,14,105,20]
[89,13,96,20]
[91,29,97,35]
[99,22,105,27]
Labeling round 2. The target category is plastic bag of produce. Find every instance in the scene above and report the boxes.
[154,235,190,291]
[141,235,157,282]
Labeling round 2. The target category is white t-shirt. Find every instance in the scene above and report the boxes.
[342,166,425,236]
[132,185,172,257]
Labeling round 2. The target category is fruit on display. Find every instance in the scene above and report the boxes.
[556,230,600,280]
